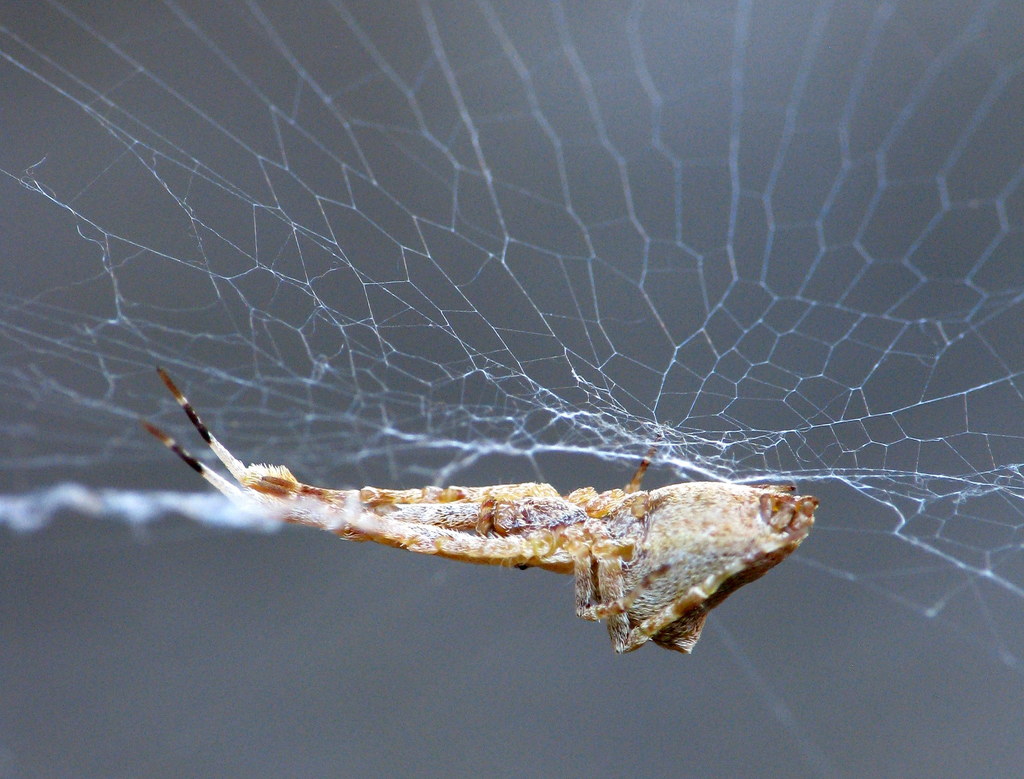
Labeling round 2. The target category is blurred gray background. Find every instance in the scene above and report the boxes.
[2,1,1023,776]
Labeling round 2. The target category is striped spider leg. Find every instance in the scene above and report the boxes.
[144,369,816,654]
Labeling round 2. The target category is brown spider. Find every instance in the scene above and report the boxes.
[143,368,816,654]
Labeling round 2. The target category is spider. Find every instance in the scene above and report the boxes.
[143,368,816,654]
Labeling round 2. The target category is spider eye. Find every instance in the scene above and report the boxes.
[758,493,816,537]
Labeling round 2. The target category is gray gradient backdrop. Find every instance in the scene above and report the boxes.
[2,2,1023,777]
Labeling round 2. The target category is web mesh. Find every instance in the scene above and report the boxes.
[1,1,1023,770]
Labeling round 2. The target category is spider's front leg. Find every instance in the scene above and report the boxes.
[572,553,705,654]
[573,552,636,650]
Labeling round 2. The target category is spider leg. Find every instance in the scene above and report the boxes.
[136,435,564,566]
[608,586,711,653]
[155,367,249,483]
[574,555,599,620]
[153,369,566,528]
[572,554,634,646]
[585,561,717,653]
[146,370,623,571]
[593,561,674,618]
[141,421,244,499]
[310,496,576,567]
[623,436,662,494]
[596,556,633,649]
[358,483,562,533]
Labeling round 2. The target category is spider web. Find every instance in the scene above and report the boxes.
[2,1,1023,774]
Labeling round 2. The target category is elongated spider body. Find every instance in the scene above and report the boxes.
[144,369,816,654]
